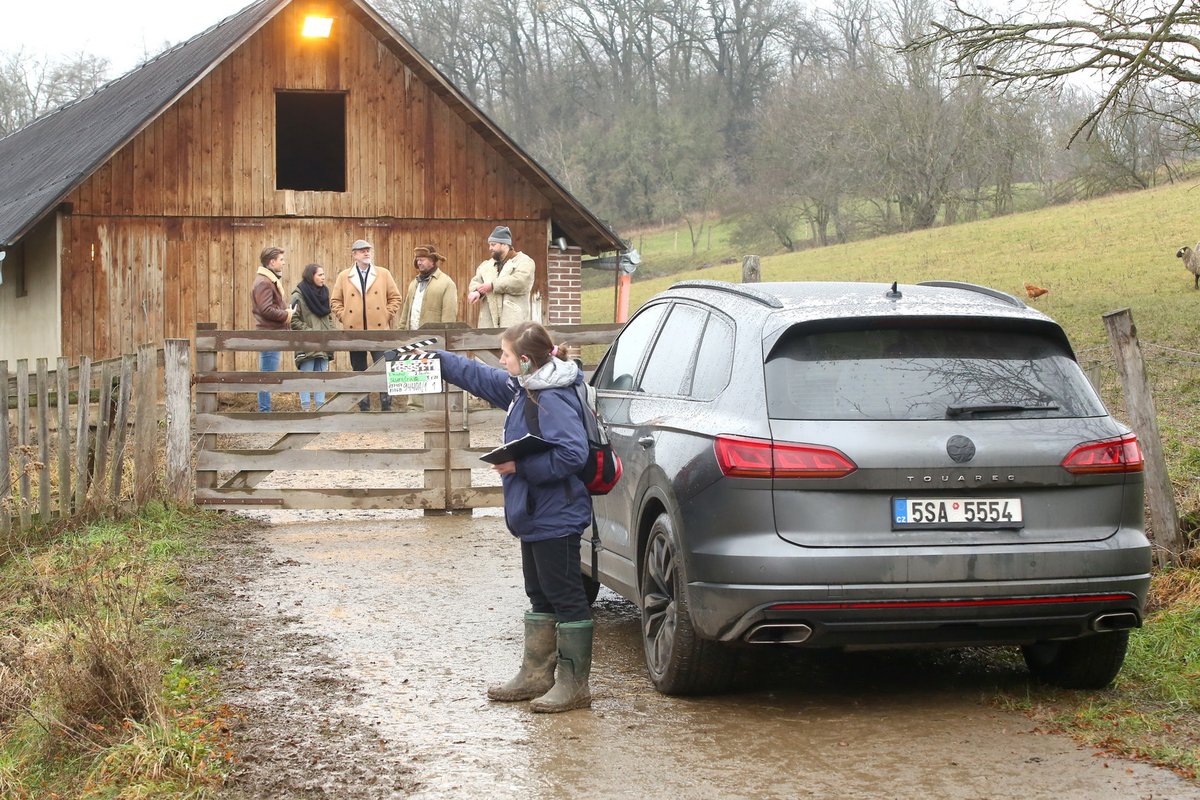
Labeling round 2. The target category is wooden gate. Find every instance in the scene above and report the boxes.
[192,322,621,512]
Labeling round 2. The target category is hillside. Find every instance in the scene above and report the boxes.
[583,178,1200,351]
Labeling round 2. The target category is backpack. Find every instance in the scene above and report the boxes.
[524,383,622,495]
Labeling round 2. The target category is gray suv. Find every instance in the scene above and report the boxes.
[583,280,1151,695]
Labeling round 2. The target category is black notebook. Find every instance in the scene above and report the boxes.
[479,434,554,464]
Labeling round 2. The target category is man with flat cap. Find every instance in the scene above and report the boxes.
[467,225,536,328]
[330,238,403,411]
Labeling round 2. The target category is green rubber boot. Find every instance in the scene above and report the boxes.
[487,612,558,702]
[530,620,593,713]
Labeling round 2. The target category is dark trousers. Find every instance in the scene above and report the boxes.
[349,349,390,410]
[521,535,591,623]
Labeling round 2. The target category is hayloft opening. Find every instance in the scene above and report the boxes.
[276,91,346,192]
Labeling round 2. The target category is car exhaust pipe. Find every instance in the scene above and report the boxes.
[744,623,813,645]
[1091,612,1139,632]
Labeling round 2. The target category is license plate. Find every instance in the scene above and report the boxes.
[892,497,1023,529]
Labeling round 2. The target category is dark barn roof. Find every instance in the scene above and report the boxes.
[0,0,622,254]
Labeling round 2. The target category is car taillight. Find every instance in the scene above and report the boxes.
[1061,433,1144,474]
[714,435,857,479]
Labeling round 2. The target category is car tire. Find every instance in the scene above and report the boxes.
[640,512,736,695]
[1021,631,1130,689]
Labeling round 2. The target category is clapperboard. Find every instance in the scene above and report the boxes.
[384,338,443,396]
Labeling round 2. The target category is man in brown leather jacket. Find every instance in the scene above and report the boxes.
[252,246,294,412]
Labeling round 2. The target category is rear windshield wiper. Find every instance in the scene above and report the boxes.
[946,403,1060,418]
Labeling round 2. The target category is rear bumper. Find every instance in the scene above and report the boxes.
[687,572,1150,646]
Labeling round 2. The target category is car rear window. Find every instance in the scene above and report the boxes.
[765,326,1106,421]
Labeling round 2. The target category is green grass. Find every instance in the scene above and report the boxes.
[0,503,237,799]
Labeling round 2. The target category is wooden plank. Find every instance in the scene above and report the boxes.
[194,487,449,510]
[16,361,32,529]
[1103,308,1181,565]
[163,340,193,505]
[74,358,92,512]
[194,372,393,393]
[196,448,458,471]
[0,361,10,536]
[35,359,51,522]
[133,345,158,505]
[89,362,116,507]
[109,355,135,500]
[56,358,72,517]
[211,331,445,352]
[196,409,444,434]
[194,325,219,491]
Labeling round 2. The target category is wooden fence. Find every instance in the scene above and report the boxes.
[190,323,622,512]
[1,344,192,535]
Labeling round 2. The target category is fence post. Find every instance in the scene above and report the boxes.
[89,361,116,508]
[164,339,193,506]
[1,361,10,536]
[109,354,135,500]
[16,360,31,530]
[56,357,71,517]
[74,358,92,513]
[133,344,158,505]
[1103,308,1182,566]
[742,255,761,283]
[194,324,217,496]
[36,358,51,521]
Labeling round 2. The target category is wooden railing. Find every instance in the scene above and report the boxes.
[1,345,192,536]
[190,322,622,513]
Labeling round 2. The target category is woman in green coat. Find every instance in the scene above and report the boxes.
[290,263,337,410]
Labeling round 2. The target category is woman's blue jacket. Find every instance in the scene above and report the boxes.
[437,351,593,541]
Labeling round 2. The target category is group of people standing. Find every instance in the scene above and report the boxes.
[251,225,535,412]
[253,226,597,713]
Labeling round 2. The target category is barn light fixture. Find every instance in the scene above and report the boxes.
[301,16,334,38]
[0,250,6,286]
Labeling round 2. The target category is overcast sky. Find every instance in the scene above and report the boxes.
[5,0,253,76]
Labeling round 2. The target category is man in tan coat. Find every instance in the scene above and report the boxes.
[400,244,459,331]
[330,239,403,411]
[467,226,536,328]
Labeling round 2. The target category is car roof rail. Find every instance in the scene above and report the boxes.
[670,280,785,309]
[917,280,1024,308]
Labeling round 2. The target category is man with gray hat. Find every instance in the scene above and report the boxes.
[467,225,536,328]
[330,239,402,411]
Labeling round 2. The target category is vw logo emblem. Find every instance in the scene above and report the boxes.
[947,435,976,463]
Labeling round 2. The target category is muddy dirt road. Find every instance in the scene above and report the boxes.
[192,511,1200,800]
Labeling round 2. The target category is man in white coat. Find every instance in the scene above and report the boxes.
[467,226,536,328]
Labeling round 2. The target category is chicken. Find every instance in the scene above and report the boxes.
[1023,282,1049,300]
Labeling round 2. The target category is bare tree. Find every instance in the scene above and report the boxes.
[906,0,1200,144]
[0,49,110,137]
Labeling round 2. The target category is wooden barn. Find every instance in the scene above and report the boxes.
[0,0,622,366]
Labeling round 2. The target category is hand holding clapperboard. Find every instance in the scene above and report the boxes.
[384,338,442,396]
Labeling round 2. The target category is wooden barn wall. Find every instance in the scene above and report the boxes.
[64,3,552,222]
[58,1,564,362]
[61,216,547,368]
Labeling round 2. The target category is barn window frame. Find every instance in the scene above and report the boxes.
[275,90,348,193]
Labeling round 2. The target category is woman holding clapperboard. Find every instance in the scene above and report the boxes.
[427,320,595,713]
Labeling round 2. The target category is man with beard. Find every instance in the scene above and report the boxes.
[397,244,459,410]
[467,226,535,328]
[251,246,294,412]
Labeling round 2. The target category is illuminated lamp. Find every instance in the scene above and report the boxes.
[302,16,334,38]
